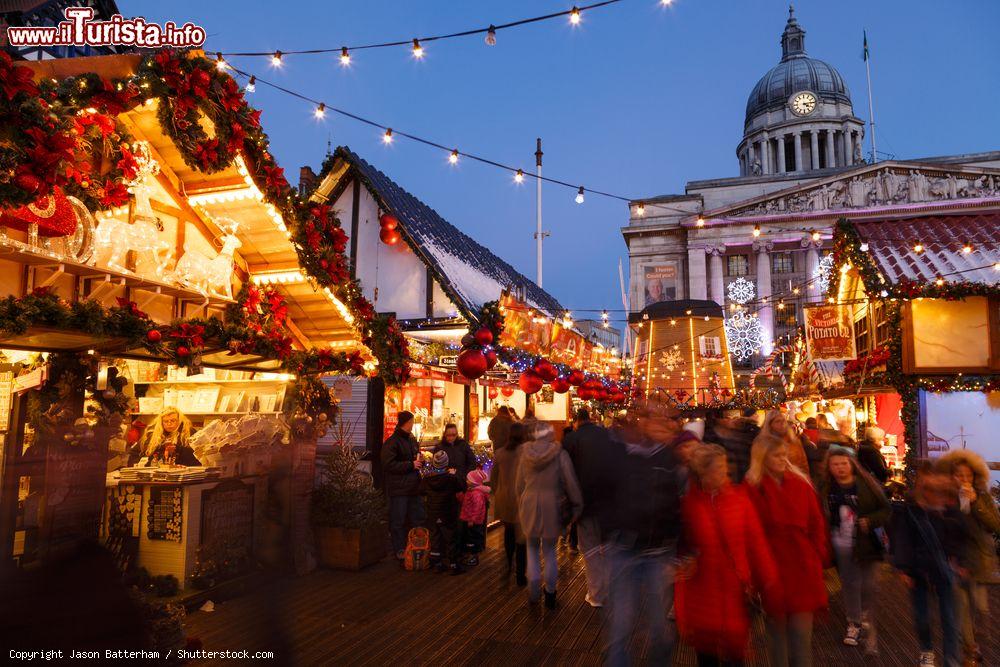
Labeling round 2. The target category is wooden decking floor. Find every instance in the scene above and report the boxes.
[184,530,998,665]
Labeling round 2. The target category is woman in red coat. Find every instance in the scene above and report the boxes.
[677,444,779,666]
[745,433,829,667]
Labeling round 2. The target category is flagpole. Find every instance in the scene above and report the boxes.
[864,30,877,163]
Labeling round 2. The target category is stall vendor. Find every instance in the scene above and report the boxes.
[129,407,201,467]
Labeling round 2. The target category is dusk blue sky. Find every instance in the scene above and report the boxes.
[133,1,1000,325]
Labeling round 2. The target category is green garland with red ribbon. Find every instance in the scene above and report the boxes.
[0,50,409,386]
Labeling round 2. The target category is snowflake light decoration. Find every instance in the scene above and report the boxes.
[813,254,834,293]
[725,310,763,361]
[659,348,683,371]
[727,277,756,305]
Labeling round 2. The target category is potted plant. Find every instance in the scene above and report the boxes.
[312,444,387,570]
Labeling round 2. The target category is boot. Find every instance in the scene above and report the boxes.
[515,543,527,586]
[544,589,557,610]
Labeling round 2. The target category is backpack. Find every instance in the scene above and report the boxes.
[403,527,431,571]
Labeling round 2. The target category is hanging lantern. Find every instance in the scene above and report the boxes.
[473,327,494,346]
[487,387,499,399]
[379,213,399,230]
[484,349,498,369]
[380,227,400,245]
[567,369,586,386]
[500,385,515,398]
[519,370,544,395]
[533,359,558,382]
[456,348,488,380]
[551,377,571,394]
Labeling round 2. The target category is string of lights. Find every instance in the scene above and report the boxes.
[216,1,630,60]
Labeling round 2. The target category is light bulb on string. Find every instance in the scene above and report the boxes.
[383,128,393,144]
[752,224,761,238]
[913,241,924,254]
[246,76,256,92]
[215,53,227,71]
[271,51,283,67]
[313,103,326,119]
[486,25,497,46]
[340,47,351,66]
[696,216,705,227]
[575,186,585,204]
[448,149,459,165]
[859,242,869,252]
[569,6,581,24]
[935,276,944,287]
[635,202,645,217]
[412,39,424,59]
[961,242,973,254]
[514,169,524,184]
[811,229,821,242]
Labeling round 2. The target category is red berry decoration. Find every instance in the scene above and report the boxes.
[500,386,515,397]
[379,227,400,245]
[533,359,558,382]
[551,377,571,394]
[473,327,494,347]
[484,349,498,369]
[567,369,586,386]
[456,348,488,380]
[518,370,544,395]
[379,213,399,230]
[175,345,190,358]
[146,329,162,343]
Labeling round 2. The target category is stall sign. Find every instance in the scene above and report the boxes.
[0,370,12,431]
[469,394,479,443]
[13,366,46,393]
[331,377,353,401]
[804,305,857,362]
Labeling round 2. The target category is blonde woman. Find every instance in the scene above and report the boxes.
[935,450,1000,665]
[745,435,828,667]
[136,408,200,467]
[755,410,811,476]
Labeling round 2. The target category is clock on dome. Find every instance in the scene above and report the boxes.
[789,91,817,116]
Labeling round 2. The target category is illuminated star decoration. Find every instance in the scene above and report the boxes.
[725,310,763,361]
[814,254,835,293]
[727,277,756,305]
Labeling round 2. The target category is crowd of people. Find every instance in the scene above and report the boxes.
[374,403,999,667]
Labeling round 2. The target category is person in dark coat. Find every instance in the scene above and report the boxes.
[487,406,512,451]
[432,423,477,489]
[820,445,891,654]
[890,461,969,667]
[562,408,623,607]
[857,427,891,484]
[419,450,464,574]
[704,409,759,482]
[606,404,684,667]
[381,411,426,559]
[490,421,528,584]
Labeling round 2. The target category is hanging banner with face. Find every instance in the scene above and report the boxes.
[643,264,677,306]
[804,304,857,361]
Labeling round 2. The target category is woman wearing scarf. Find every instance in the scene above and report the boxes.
[819,445,891,655]
[745,434,828,667]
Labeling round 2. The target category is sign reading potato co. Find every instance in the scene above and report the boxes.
[804,305,857,361]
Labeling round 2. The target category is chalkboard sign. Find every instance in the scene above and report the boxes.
[147,486,183,541]
[200,479,254,556]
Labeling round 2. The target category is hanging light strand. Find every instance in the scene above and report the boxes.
[217,0,624,59]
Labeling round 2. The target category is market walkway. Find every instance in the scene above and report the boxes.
[184,530,998,666]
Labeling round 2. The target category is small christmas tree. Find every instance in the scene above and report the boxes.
[311,445,385,529]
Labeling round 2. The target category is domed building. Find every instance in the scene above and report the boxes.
[737,7,865,176]
[622,5,1000,373]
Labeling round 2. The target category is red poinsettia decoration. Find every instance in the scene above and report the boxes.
[219,77,243,112]
[170,323,206,348]
[193,139,219,169]
[262,165,285,192]
[0,52,39,101]
[89,77,140,115]
[115,297,149,320]
[116,143,141,181]
[98,178,130,207]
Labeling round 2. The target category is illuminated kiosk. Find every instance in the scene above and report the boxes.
[630,300,736,405]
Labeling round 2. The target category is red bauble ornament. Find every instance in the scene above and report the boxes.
[126,427,141,444]
[473,327,494,346]
[175,345,190,357]
[379,213,399,230]
[611,392,626,403]
[551,377,571,394]
[484,349,498,368]
[533,359,558,382]
[519,370,544,395]
[380,227,400,245]
[577,387,593,401]
[583,378,603,392]
[500,386,515,397]
[487,387,499,399]
[146,329,162,343]
[456,348,488,380]
[567,369,586,386]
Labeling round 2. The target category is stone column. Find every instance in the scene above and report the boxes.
[776,134,786,174]
[793,131,803,172]
[825,128,836,168]
[754,240,774,356]
[801,235,822,301]
[708,246,725,307]
[810,130,820,170]
[687,246,707,300]
[842,123,852,165]
[760,132,770,175]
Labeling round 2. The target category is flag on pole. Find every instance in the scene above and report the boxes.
[862,30,869,61]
